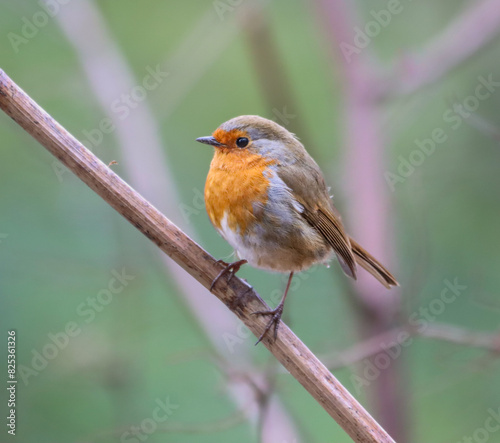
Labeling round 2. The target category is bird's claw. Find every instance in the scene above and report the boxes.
[210,259,248,291]
[252,303,284,345]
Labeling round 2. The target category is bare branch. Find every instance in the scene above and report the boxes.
[243,6,312,150]
[0,69,395,443]
[324,328,406,371]
[421,323,500,352]
[391,0,500,95]
[321,324,500,371]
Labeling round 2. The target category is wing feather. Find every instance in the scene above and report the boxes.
[272,152,358,279]
[302,207,357,279]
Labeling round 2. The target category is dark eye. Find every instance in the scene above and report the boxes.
[236,137,249,148]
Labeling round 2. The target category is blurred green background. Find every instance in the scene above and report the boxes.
[1,1,500,442]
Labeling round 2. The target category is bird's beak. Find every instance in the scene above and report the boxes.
[196,136,223,147]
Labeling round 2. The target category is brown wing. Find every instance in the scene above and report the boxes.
[276,150,400,287]
[275,151,357,279]
[302,207,357,279]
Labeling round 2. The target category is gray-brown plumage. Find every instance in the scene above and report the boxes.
[199,115,398,342]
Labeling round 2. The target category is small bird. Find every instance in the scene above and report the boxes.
[197,115,398,344]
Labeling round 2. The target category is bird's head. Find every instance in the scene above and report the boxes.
[196,115,301,162]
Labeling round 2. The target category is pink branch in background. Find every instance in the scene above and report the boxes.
[392,0,500,95]
[315,0,398,315]
[315,0,500,441]
[315,0,406,440]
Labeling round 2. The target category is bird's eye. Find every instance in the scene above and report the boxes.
[236,137,249,148]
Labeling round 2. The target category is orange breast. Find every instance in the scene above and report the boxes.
[205,149,275,234]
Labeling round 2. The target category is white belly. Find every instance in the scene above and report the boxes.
[217,212,263,266]
[217,211,333,273]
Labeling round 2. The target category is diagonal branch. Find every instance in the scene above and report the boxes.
[0,69,395,443]
[390,0,500,95]
[322,323,500,371]
[421,323,500,351]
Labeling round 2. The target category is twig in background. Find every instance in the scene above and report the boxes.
[321,323,500,371]
[421,323,500,352]
[389,0,500,96]
[449,108,500,143]
[157,3,257,120]
[91,400,249,440]
[381,0,500,147]
[243,6,314,152]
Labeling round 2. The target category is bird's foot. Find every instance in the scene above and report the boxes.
[210,259,248,291]
[252,302,284,345]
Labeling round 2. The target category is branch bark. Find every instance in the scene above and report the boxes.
[0,69,395,443]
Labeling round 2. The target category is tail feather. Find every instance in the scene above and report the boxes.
[348,237,399,289]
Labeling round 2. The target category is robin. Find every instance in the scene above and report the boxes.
[197,115,398,344]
